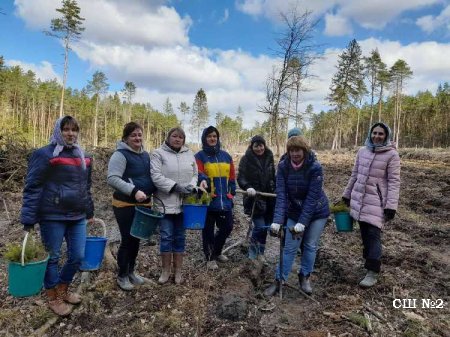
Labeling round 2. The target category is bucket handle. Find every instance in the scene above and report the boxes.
[152,195,166,215]
[21,232,30,267]
[87,218,107,238]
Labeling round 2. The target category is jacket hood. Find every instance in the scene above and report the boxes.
[116,140,145,153]
[160,141,189,154]
[201,126,221,154]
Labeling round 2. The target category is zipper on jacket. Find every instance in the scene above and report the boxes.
[216,155,224,210]
[376,183,383,207]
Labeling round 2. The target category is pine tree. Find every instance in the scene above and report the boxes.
[121,81,136,122]
[328,39,366,149]
[390,59,413,146]
[191,88,209,145]
[46,0,85,117]
[86,71,109,146]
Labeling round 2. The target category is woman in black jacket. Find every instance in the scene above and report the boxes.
[237,135,275,261]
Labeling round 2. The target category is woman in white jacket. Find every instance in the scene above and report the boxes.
[150,127,198,285]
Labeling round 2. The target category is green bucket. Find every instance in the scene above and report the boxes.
[130,196,166,240]
[8,233,49,297]
[334,212,353,232]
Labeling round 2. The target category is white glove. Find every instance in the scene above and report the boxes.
[199,180,208,190]
[246,188,256,197]
[293,223,305,233]
[270,223,281,234]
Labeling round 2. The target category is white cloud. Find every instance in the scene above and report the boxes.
[218,8,230,24]
[14,0,191,47]
[324,13,353,36]
[416,4,450,33]
[5,59,61,82]
[235,0,264,17]
[236,0,441,30]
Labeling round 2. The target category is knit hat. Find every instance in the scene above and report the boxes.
[288,127,302,138]
[250,135,266,147]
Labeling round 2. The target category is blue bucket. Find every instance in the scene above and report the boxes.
[183,204,208,230]
[130,205,164,240]
[80,219,108,271]
[334,212,353,232]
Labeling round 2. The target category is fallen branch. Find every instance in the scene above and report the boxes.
[284,282,320,305]
[363,304,387,322]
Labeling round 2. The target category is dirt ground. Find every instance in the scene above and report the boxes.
[0,149,449,337]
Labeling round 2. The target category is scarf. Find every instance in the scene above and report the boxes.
[50,117,86,170]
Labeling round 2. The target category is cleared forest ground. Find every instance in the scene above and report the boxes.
[0,149,449,337]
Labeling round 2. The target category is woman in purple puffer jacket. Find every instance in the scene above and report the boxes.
[342,122,400,288]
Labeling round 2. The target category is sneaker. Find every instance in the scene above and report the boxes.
[206,260,219,270]
[217,255,229,263]
[117,276,134,291]
[129,272,145,285]
[299,274,312,295]
[359,271,379,288]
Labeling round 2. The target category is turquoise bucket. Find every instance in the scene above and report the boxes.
[8,233,49,297]
[334,212,353,232]
[183,204,208,230]
[130,199,165,240]
[80,219,108,271]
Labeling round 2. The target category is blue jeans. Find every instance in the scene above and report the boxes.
[159,214,186,253]
[40,219,86,289]
[275,217,327,281]
[248,215,269,259]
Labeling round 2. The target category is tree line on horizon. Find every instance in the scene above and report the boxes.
[0,0,448,152]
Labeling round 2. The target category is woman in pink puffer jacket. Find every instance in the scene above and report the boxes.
[342,122,400,288]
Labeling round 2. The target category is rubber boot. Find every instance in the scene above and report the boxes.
[117,275,134,291]
[299,274,313,295]
[264,280,280,297]
[173,253,183,285]
[158,253,172,284]
[56,283,81,304]
[129,272,145,285]
[46,288,72,316]
[359,270,379,288]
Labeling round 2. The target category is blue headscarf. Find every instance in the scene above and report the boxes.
[50,116,86,170]
[364,122,392,151]
[201,126,221,155]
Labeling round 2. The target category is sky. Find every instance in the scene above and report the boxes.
[1,0,450,131]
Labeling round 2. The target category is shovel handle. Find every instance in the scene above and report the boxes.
[236,189,276,198]
[21,232,29,267]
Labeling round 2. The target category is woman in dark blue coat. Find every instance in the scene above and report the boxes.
[21,116,94,316]
[265,136,329,296]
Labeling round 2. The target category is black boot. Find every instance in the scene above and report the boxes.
[264,280,280,297]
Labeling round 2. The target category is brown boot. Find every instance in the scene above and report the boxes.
[158,253,172,284]
[56,283,82,304]
[46,288,72,316]
[173,253,183,285]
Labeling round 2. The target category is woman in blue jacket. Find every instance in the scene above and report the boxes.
[265,136,329,296]
[20,116,94,316]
